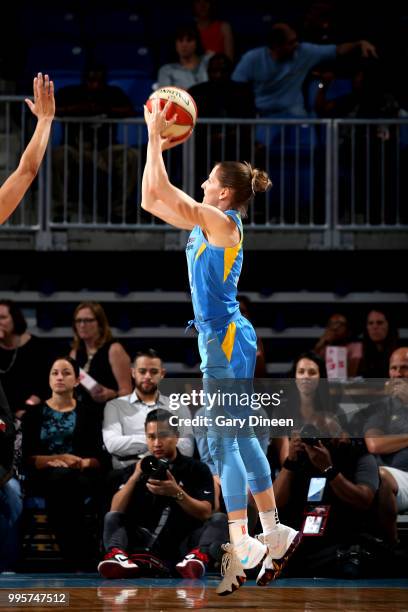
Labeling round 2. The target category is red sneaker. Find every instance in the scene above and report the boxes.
[97,548,140,579]
[176,548,209,579]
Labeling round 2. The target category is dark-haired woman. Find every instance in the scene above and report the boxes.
[22,357,106,568]
[142,100,300,594]
[0,300,49,416]
[358,309,399,379]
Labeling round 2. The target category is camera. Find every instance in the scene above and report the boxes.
[140,455,170,481]
[299,424,322,446]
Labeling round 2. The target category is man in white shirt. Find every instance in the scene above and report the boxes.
[103,349,194,469]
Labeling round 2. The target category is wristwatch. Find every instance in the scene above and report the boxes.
[322,465,339,481]
[173,489,185,501]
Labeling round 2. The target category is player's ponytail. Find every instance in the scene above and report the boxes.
[216,161,272,217]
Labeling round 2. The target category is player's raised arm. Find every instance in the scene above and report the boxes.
[142,98,234,240]
[0,73,55,225]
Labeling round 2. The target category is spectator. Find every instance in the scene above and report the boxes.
[98,409,228,579]
[188,53,255,198]
[157,24,212,90]
[52,65,137,222]
[287,351,347,430]
[0,300,49,416]
[22,357,106,569]
[192,0,234,61]
[232,22,377,118]
[70,302,132,414]
[0,383,22,572]
[358,309,399,379]
[314,313,362,378]
[273,414,379,576]
[103,349,194,469]
[364,348,408,544]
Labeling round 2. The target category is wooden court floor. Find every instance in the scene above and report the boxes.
[0,576,407,612]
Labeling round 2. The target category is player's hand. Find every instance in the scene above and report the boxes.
[25,73,55,121]
[144,97,177,138]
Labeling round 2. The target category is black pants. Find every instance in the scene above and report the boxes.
[103,511,228,565]
[26,467,102,563]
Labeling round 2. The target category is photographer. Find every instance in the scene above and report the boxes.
[274,414,379,576]
[98,409,228,579]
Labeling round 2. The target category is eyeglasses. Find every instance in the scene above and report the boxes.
[74,317,96,325]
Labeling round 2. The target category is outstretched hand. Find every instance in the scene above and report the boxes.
[25,73,55,121]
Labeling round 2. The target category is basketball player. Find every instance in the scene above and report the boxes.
[0,73,55,225]
[142,98,301,594]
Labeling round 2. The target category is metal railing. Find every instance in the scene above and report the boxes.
[0,97,407,241]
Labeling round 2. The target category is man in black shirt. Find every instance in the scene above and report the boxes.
[274,414,379,575]
[98,409,228,579]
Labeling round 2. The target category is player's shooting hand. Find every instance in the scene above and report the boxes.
[144,97,177,138]
[25,73,55,121]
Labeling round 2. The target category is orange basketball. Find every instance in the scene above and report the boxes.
[146,86,197,144]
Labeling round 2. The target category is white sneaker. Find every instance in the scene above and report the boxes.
[256,525,302,586]
[216,543,246,596]
[234,535,267,569]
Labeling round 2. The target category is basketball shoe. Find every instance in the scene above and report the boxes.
[97,548,140,579]
[216,536,267,596]
[256,525,302,586]
[176,548,209,579]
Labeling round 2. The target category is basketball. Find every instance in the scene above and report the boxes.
[146,86,197,144]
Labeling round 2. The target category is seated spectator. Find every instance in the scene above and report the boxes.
[0,383,22,572]
[274,414,379,576]
[98,409,228,579]
[237,295,266,377]
[157,24,211,90]
[232,22,377,118]
[0,300,49,417]
[192,0,234,61]
[314,313,362,378]
[0,300,50,475]
[188,53,254,198]
[70,302,132,415]
[52,65,137,222]
[22,357,107,569]
[364,348,408,544]
[103,349,194,470]
[286,351,348,431]
[358,309,399,379]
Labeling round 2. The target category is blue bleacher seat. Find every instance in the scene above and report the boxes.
[84,10,148,43]
[20,9,81,39]
[93,43,154,76]
[108,72,154,114]
[25,41,87,75]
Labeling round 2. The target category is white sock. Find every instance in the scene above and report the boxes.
[259,508,280,536]
[228,518,250,547]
